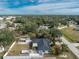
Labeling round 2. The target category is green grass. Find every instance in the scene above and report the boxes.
[7,42,29,56]
[0,52,5,59]
[61,27,79,42]
[56,52,77,59]
[76,46,79,49]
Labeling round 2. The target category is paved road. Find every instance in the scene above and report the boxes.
[71,43,79,47]
[61,37,79,59]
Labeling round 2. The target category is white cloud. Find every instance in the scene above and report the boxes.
[24,2,79,10]
[0,0,79,15]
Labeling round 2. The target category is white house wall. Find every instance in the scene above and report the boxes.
[3,56,31,59]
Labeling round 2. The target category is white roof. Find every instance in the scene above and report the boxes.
[33,43,38,47]
[29,53,43,58]
[20,38,26,40]
[0,17,4,20]
[55,42,61,45]
[0,23,6,29]
[6,16,16,19]
[26,39,32,44]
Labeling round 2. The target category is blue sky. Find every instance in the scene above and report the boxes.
[0,0,79,15]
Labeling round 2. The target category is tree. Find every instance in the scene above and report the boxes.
[54,45,61,55]
[50,28,62,45]
[36,29,50,38]
[0,29,15,46]
[49,44,62,55]
[61,44,68,52]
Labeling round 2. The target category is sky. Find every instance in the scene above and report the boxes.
[0,0,79,15]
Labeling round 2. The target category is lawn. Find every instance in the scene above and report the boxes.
[43,52,76,59]
[7,42,29,56]
[6,41,77,59]
[0,43,13,59]
[61,27,79,42]
[0,52,5,59]
[76,46,79,49]
[56,52,77,59]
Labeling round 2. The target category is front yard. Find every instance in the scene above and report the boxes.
[43,52,76,59]
[61,27,79,42]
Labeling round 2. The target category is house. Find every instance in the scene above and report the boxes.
[32,38,50,52]
[68,20,77,27]
[8,27,16,31]
[0,17,4,20]
[74,25,79,31]
[0,23,6,29]
[33,43,38,49]
[6,16,16,20]
[3,38,43,59]
[18,37,31,44]
[14,23,22,28]
[0,45,4,53]
[38,25,49,30]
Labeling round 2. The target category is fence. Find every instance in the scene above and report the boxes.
[3,56,31,59]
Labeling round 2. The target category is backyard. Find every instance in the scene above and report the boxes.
[61,27,79,42]
[7,42,29,56]
[5,39,77,59]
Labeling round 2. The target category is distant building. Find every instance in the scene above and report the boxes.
[38,25,49,30]
[0,45,4,53]
[75,25,79,31]
[6,16,16,20]
[0,23,6,29]
[0,17,4,20]
[68,20,77,27]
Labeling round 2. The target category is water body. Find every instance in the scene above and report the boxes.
[32,38,51,52]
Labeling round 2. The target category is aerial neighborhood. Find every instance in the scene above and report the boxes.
[0,16,79,59]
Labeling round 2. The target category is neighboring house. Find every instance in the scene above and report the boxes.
[0,17,4,21]
[5,16,16,24]
[38,25,49,30]
[18,37,31,44]
[0,23,6,29]
[0,17,4,23]
[0,45,4,53]
[68,20,77,27]
[14,23,22,28]
[8,27,16,31]
[75,25,79,31]
[6,16,16,20]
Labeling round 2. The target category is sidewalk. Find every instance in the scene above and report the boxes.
[61,37,79,59]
